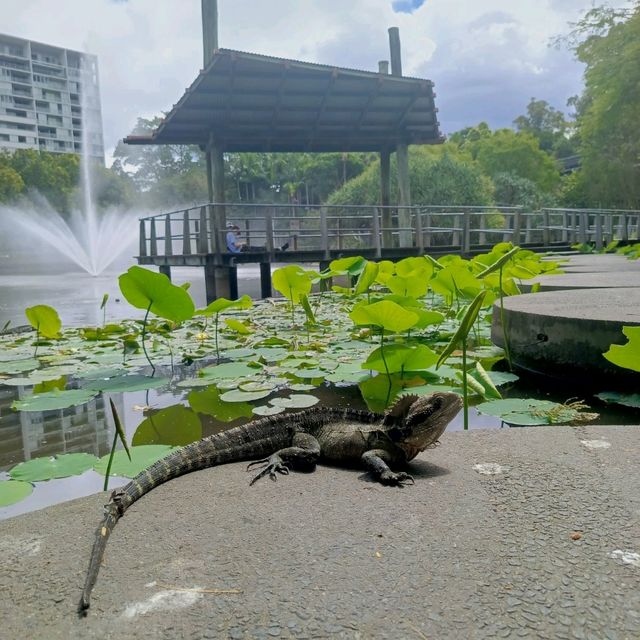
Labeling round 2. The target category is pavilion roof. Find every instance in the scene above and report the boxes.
[124,48,442,152]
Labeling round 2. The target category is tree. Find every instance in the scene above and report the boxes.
[0,162,25,201]
[492,172,556,210]
[468,129,561,192]
[513,98,577,158]
[564,3,640,208]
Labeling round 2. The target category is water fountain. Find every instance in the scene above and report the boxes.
[0,63,139,277]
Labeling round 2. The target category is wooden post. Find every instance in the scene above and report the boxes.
[479,214,486,245]
[606,213,613,242]
[139,219,147,257]
[228,266,238,300]
[371,206,382,259]
[264,208,274,256]
[150,218,157,257]
[320,208,329,259]
[512,210,522,245]
[414,209,424,253]
[201,0,218,67]
[260,262,272,298]
[462,211,471,254]
[197,206,208,253]
[620,214,629,241]
[542,210,550,246]
[380,150,393,248]
[525,213,532,244]
[579,212,588,243]
[388,27,402,76]
[595,213,603,250]
[336,217,342,251]
[424,211,431,247]
[159,265,171,280]
[562,212,568,243]
[204,256,217,304]
[164,214,173,256]
[182,211,191,255]
[570,212,577,243]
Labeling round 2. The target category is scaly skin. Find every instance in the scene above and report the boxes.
[78,392,461,615]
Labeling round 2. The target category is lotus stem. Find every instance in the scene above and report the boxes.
[499,266,513,371]
[462,336,469,431]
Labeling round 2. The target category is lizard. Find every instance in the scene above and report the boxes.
[78,391,462,615]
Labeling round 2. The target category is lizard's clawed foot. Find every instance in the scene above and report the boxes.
[379,470,414,486]
[247,454,290,485]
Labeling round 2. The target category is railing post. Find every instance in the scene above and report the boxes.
[197,206,208,254]
[264,207,274,256]
[524,213,532,244]
[479,213,486,245]
[336,217,342,251]
[139,219,147,257]
[415,208,424,253]
[542,210,550,246]
[164,214,173,257]
[606,213,613,242]
[320,208,329,259]
[462,210,470,254]
[372,207,382,259]
[424,211,431,248]
[512,209,522,245]
[620,214,629,241]
[149,218,157,257]
[595,212,603,250]
[578,212,588,243]
[562,212,568,243]
[182,211,191,255]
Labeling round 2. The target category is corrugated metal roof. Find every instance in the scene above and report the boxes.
[124,48,442,152]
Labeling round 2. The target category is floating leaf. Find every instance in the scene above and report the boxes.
[252,405,285,416]
[198,295,252,316]
[118,266,195,322]
[12,388,98,412]
[132,404,202,446]
[0,358,40,375]
[362,344,439,374]
[9,453,98,482]
[219,388,273,403]
[200,362,259,379]
[270,394,319,408]
[188,387,254,421]
[224,318,253,334]
[0,480,33,507]
[94,445,176,478]
[603,326,640,372]
[25,305,61,339]
[82,374,170,393]
[476,398,596,426]
[596,391,640,408]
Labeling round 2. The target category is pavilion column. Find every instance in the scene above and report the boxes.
[389,27,412,248]
[380,148,393,248]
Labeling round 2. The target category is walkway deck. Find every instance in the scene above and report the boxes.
[1,425,639,639]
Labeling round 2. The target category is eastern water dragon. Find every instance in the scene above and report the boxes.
[79,391,462,614]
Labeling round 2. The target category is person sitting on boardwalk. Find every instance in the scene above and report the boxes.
[226,223,289,253]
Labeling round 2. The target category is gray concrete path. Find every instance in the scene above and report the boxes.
[1,426,639,640]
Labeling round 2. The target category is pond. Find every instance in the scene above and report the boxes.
[1,248,638,520]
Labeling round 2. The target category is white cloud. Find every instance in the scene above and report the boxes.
[1,0,595,162]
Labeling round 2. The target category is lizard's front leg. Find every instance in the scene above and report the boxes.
[248,432,321,485]
[362,449,414,486]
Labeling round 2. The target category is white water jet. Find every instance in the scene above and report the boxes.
[1,59,139,276]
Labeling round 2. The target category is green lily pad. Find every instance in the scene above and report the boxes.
[0,480,33,507]
[82,375,170,393]
[0,358,40,375]
[9,453,98,482]
[12,388,98,412]
[200,362,260,379]
[25,305,61,338]
[252,405,286,416]
[596,391,640,408]
[603,326,640,372]
[239,381,276,392]
[94,445,177,478]
[270,394,319,409]
[219,388,273,403]
[475,398,594,426]
[188,387,254,422]
[132,405,202,446]
[289,383,317,391]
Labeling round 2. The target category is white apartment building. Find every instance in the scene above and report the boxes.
[0,33,104,161]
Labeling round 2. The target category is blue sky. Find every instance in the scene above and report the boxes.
[392,0,427,14]
[2,0,605,162]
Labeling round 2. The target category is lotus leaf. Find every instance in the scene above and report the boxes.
[224,318,253,334]
[252,405,285,416]
[354,261,379,295]
[362,344,439,374]
[385,275,429,299]
[349,300,418,333]
[95,445,177,478]
[329,256,368,276]
[12,388,98,412]
[200,362,260,379]
[25,305,61,339]
[118,266,195,322]
[595,391,640,408]
[0,480,33,507]
[270,394,319,408]
[0,358,40,375]
[132,404,202,446]
[82,374,170,393]
[198,295,252,316]
[272,265,313,303]
[10,453,98,482]
[220,388,273,403]
[603,326,640,372]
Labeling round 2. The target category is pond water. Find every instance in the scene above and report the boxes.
[0,256,637,521]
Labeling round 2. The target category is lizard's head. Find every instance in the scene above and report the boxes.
[383,392,462,460]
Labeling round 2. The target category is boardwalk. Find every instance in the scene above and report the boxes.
[137,203,640,301]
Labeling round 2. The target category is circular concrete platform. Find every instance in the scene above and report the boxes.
[522,271,640,292]
[492,287,640,377]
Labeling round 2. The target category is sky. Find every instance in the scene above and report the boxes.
[2,0,600,164]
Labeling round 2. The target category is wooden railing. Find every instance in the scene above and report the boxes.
[138,203,640,260]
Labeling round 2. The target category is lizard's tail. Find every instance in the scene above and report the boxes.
[78,503,120,615]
